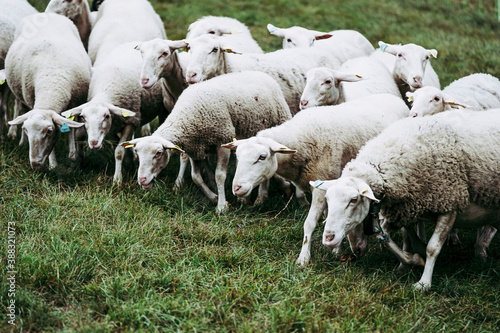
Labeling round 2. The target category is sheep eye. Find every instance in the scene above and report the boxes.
[46,127,53,135]
[397,53,403,58]
[104,114,110,120]
[258,153,267,161]
[286,39,292,43]
[434,96,440,102]
[349,197,358,204]
[324,79,332,85]
[208,31,215,34]
[154,150,162,158]
[425,55,430,60]
[211,47,218,53]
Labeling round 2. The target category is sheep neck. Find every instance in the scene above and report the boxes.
[162,52,187,103]
[72,4,92,49]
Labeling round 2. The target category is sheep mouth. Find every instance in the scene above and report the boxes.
[141,182,153,190]
[323,234,338,247]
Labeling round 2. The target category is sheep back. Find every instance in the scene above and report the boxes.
[156,71,292,160]
[444,73,500,110]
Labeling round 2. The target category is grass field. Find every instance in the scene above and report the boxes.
[1,0,500,331]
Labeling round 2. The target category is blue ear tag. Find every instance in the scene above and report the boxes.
[313,180,324,188]
[61,123,70,133]
[380,43,388,52]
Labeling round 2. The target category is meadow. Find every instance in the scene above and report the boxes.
[1,0,500,331]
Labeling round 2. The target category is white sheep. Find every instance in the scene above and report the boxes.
[373,41,440,101]
[6,13,91,169]
[267,24,374,63]
[315,109,500,290]
[88,0,166,66]
[407,73,500,117]
[123,71,292,212]
[300,55,401,109]
[224,93,409,264]
[182,34,342,115]
[45,0,93,49]
[0,0,37,140]
[187,16,263,54]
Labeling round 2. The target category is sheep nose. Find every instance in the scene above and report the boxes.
[186,71,199,84]
[412,76,423,87]
[233,185,242,194]
[300,100,309,109]
[89,140,100,149]
[31,161,42,170]
[141,78,150,87]
[139,177,148,185]
[412,112,418,118]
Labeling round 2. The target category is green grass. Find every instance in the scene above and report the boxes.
[1,0,500,331]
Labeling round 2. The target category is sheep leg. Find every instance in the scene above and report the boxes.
[378,219,425,267]
[48,148,58,170]
[296,188,327,266]
[68,129,78,161]
[417,220,426,242]
[113,124,134,185]
[475,225,497,261]
[9,98,24,140]
[190,158,218,204]
[414,211,457,291]
[173,152,189,192]
[294,185,309,206]
[254,179,270,206]
[273,174,291,196]
[215,146,230,213]
[140,123,151,137]
[0,84,8,140]
[347,223,368,258]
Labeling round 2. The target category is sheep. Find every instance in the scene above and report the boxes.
[0,0,37,140]
[315,109,500,290]
[407,73,500,117]
[123,71,292,212]
[182,34,342,115]
[223,93,409,265]
[373,41,440,104]
[88,0,166,66]
[300,55,401,110]
[267,24,374,63]
[187,16,263,54]
[45,0,93,49]
[6,13,91,169]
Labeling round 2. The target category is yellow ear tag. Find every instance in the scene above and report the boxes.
[355,74,363,78]
[0,79,5,85]
[68,116,75,121]
[407,95,413,102]
[429,49,438,58]
[122,109,130,117]
[361,189,368,195]
[124,144,135,148]
[62,110,72,118]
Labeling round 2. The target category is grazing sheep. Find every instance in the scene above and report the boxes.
[45,0,93,49]
[267,24,374,62]
[6,13,91,169]
[316,109,500,290]
[182,34,342,115]
[0,0,37,140]
[407,73,500,117]
[300,55,401,109]
[224,94,409,264]
[124,71,292,212]
[373,41,440,103]
[187,16,263,54]
[88,0,165,66]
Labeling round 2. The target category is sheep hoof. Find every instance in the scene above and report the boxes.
[296,255,310,266]
[217,202,229,214]
[7,127,17,139]
[412,281,430,292]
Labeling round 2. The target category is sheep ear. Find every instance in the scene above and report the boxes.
[107,104,136,118]
[406,91,414,102]
[352,178,379,203]
[221,138,242,150]
[428,49,438,58]
[218,26,232,35]
[8,113,29,125]
[52,112,84,128]
[378,41,400,56]
[62,102,91,119]
[223,48,242,55]
[315,33,333,41]
[170,40,189,51]
[160,138,184,153]
[334,71,363,84]
[267,24,285,38]
[121,138,141,148]
[309,180,336,191]
[444,100,469,109]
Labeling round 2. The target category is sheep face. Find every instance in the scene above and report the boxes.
[408,86,447,117]
[185,35,227,84]
[136,39,187,89]
[384,43,437,91]
[45,0,84,20]
[267,25,332,49]
[313,177,378,248]
[80,105,113,149]
[8,109,83,169]
[128,137,180,190]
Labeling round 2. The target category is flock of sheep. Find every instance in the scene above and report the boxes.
[1,0,499,291]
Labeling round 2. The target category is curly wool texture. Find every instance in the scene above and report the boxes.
[155,71,292,160]
[257,93,409,191]
[343,109,500,227]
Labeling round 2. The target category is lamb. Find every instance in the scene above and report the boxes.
[0,0,37,140]
[182,34,342,115]
[123,71,292,212]
[187,16,263,54]
[315,109,500,290]
[407,73,500,117]
[223,93,409,264]
[373,41,440,103]
[267,24,374,63]
[6,13,91,169]
[88,0,165,66]
[300,55,401,109]
[45,0,94,49]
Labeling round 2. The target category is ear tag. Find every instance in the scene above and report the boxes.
[61,123,70,133]
[125,144,135,148]
[121,109,130,117]
[267,24,278,33]
[429,49,438,58]
[230,28,238,34]
[407,95,413,102]
[68,116,75,121]
[62,110,72,118]
[313,180,324,188]
[0,78,5,85]
[355,74,363,78]
[361,189,368,195]
[378,42,388,52]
